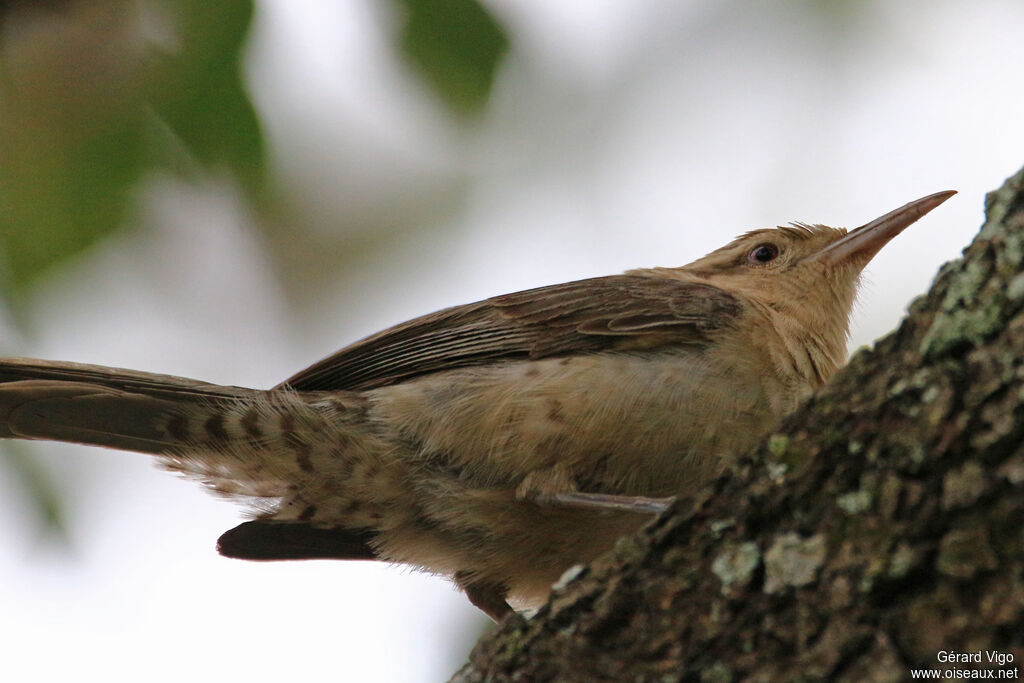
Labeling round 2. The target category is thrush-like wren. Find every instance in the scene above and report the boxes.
[0,191,955,619]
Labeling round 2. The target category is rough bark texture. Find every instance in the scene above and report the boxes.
[453,167,1024,682]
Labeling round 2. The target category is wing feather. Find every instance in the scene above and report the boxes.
[282,275,740,391]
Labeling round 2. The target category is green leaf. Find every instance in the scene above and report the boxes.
[1,443,68,540]
[395,0,509,117]
[147,0,265,195]
[0,8,146,292]
[0,0,265,293]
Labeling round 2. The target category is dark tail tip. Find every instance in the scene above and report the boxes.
[217,520,379,561]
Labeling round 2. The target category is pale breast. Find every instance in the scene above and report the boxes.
[369,347,783,498]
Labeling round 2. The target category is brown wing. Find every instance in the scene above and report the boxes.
[281,274,741,391]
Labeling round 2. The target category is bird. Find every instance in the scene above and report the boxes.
[0,191,954,620]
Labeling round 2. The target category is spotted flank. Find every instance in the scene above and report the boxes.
[156,391,401,528]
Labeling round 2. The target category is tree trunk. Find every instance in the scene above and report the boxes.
[453,166,1024,682]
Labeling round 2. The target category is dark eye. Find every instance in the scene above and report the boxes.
[748,243,779,264]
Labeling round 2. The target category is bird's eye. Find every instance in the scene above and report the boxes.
[747,243,780,264]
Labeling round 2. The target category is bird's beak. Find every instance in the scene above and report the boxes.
[811,190,957,268]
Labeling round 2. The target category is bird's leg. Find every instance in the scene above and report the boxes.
[515,464,675,515]
[536,491,675,515]
[454,571,514,622]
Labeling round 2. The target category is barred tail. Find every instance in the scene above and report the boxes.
[0,358,388,563]
[0,358,257,455]
[0,357,380,510]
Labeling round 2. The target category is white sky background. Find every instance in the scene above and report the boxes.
[2,1,1024,681]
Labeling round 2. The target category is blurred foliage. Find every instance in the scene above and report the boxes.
[396,0,508,118]
[3,443,67,540]
[0,0,507,297]
[147,0,264,195]
[0,2,146,295]
[0,0,261,296]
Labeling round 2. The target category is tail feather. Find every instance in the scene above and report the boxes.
[0,358,383,522]
[0,358,252,399]
[0,358,256,455]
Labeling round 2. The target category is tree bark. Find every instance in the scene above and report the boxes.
[453,166,1024,682]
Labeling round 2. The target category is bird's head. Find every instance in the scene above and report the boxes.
[654,190,956,385]
[677,191,956,316]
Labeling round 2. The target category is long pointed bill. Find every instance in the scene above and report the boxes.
[811,190,957,267]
